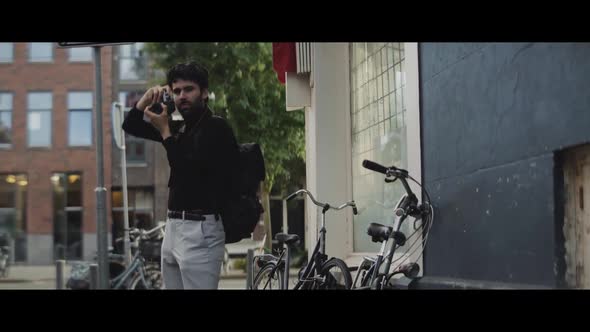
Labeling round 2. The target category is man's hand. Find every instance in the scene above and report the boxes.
[136,85,170,112]
[144,103,172,140]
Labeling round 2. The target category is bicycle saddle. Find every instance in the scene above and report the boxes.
[275,233,300,246]
[367,223,393,243]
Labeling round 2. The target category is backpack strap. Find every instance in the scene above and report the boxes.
[182,108,213,139]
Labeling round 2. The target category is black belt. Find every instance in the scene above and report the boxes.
[167,210,220,221]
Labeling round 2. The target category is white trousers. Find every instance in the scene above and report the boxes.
[161,214,225,289]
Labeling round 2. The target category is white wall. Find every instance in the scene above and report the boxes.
[305,43,352,259]
[303,43,422,269]
[27,234,52,265]
[403,43,423,269]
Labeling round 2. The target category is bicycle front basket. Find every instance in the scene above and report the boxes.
[139,239,162,262]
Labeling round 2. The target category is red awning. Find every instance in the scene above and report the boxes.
[272,43,297,84]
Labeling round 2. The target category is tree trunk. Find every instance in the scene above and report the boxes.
[261,186,272,252]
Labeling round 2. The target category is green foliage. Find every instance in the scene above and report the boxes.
[144,43,305,194]
[232,257,247,272]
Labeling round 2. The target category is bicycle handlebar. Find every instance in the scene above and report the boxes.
[335,201,358,215]
[362,159,408,178]
[285,189,313,203]
[363,159,413,196]
[117,224,166,243]
[141,223,166,237]
[363,159,430,220]
[285,189,357,215]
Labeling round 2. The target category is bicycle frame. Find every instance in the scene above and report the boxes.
[111,251,147,289]
[293,228,326,290]
[0,247,9,277]
[254,247,289,290]
[110,223,164,289]
[111,253,143,289]
[367,198,409,289]
[361,178,423,289]
[253,189,357,290]
[352,193,401,289]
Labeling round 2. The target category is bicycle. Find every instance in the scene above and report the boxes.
[220,246,230,275]
[0,246,9,278]
[111,223,165,290]
[250,232,300,290]
[0,233,10,278]
[351,159,434,290]
[251,189,358,290]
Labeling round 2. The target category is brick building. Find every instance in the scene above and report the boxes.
[109,43,170,250]
[0,42,267,265]
[0,42,114,264]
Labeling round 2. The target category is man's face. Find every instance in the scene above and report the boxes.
[171,79,208,116]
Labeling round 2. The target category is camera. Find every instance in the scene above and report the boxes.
[150,91,175,115]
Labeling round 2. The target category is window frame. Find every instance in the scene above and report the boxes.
[67,91,93,147]
[28,43,54,63]
[0,91,13,149]
[345,43,423,269]
[27,91,53,148]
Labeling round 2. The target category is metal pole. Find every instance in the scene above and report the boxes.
[246,249,254,289]
[93,46,109,289]
[55,260,65,289]
[89,263,99,290]
[282,200,289,290]
[283,244,290,290]
[320,212,326,255]
[9,237,14,264]
[282,199,288,234]
[120,118,131,266]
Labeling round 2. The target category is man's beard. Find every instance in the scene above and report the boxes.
[179,96,206,123]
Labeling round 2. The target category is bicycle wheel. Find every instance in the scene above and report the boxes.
[0,254,9,278]
[0,265,8,278]
[252,262,283,290]
[352,263,374,289]
[129,267,162,290]
[311,258,353,290]
[295,262,316,290]
[221,247,230,275]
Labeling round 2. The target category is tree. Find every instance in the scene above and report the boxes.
[144,43,306,250]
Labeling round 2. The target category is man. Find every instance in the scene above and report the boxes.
[122,61,239,289]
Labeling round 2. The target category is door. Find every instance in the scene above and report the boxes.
[563,144,590,288]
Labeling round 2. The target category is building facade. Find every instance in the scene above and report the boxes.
[282,42,590,288]
[109,43,170,251]
[0,43,114,264]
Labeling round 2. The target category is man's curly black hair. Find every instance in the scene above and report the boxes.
[166,61,209,91]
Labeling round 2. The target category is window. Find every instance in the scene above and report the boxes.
[350,43,409,253]
[119,91,146,163]
[27,92,52,147]
[0,92,12,147]
[0,174,28,262]
[111,187,154,253]
[28,43,53,62]
[68,47,92,62]
[119,43,147,81]
[0,43,13,63]
[52,172,83,260]
[68,92,93,146]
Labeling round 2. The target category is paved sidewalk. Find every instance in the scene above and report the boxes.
[0,264,72,289]
[0,264,277,289]
[0,263,302,289]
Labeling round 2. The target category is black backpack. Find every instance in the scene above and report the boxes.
[221,143,266,244]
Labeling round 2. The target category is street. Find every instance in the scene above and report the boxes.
[0,265,248,290]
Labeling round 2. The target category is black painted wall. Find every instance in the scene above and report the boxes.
[419,43,590,286]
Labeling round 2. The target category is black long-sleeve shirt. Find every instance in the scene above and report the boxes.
[122,105,240,213]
